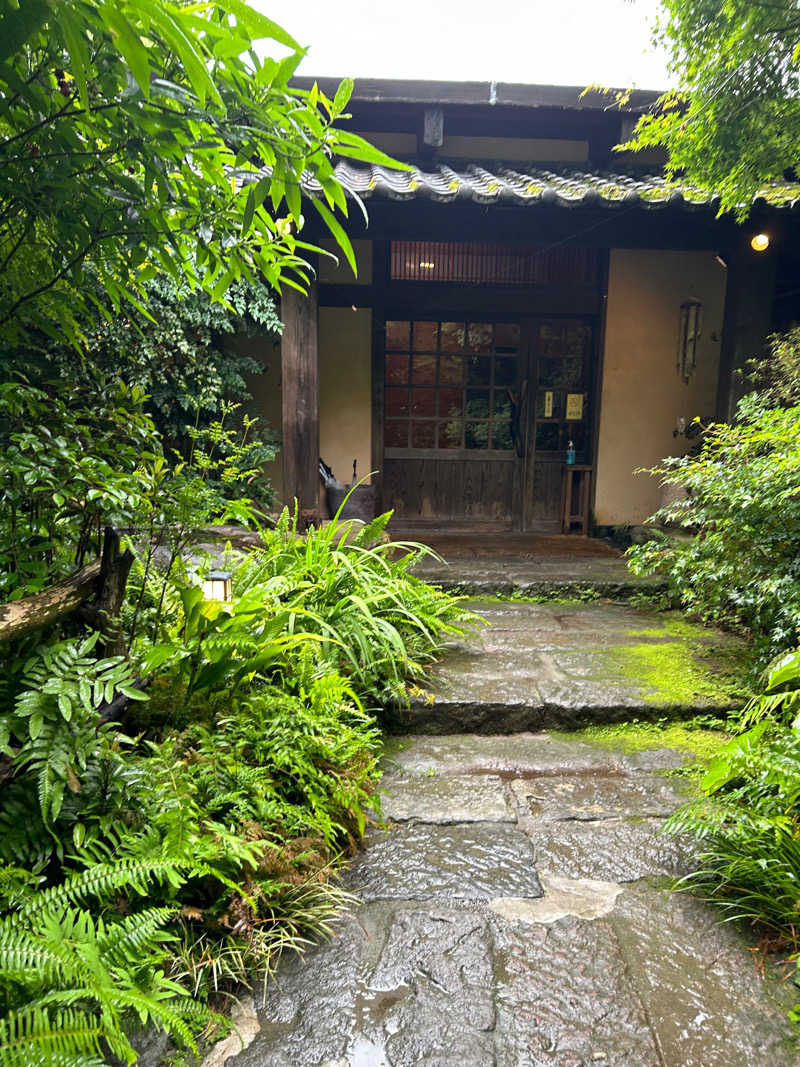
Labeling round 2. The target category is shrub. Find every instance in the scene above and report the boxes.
[0,505,472,1061]
[234,508,476,702]
[627,393,800,664]
[665,650,800,1016]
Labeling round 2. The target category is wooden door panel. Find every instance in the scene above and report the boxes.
[381,317,521,526]
[529,459,563,531]
[522,317,595,531]
[383,457,515,525]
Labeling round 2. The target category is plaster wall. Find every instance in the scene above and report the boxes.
[319,307,373,502]
[595,249,727,526]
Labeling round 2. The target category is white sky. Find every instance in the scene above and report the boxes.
[256,0,673,90]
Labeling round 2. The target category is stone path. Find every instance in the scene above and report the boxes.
[228,729,798,1067]
[409,537,663,600]
[384,599,746,734]
[224,599,798,1067]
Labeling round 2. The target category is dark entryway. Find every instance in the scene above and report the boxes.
[380,314,596,531]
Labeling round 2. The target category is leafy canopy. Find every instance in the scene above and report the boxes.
[0,0,399,343]
[624,0,800,219]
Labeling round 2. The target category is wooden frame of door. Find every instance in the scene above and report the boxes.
[367,243,606,531]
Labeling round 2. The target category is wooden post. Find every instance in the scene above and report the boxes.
[281,281,320,518]
[91,528,134,658]
[716,242,776,422]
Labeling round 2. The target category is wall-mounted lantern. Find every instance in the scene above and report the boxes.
[202,570,233,602]
[750,233,770,252]
[677,299,703,384]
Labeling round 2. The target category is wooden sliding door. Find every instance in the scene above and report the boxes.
[381,317,522,527]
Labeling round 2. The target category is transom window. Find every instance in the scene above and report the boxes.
[384,320,519,452]
[390,241,597,285]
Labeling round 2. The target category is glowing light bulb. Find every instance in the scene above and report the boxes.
[751,233,770,252]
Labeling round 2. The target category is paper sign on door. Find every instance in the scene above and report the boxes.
[544,391,553,418]
[566,393,584,420]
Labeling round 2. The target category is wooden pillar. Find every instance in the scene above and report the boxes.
[281,281,319,517]
[716,241,776,422]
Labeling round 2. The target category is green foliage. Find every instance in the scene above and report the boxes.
[622,0,800,219]
[0,631,144,829]
[0,379,156,597]
[666,720,800,982]
[0,859,212,1067]
[0,377,263,611]
[627,392,800,664]
[9,272,282,506]
[746,327,800,410]
[665,649,800,1017]
[234,508,477,702]
[0,0,405,344]
[0,500,471,1061]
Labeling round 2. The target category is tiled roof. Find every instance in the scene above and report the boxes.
[245,161,800,213]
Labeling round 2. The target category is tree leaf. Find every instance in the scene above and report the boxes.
[312,199,356,276]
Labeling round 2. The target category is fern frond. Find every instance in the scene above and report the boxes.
[13,858,184,922]
[95,906,178,964]
[0,1006,106,1067]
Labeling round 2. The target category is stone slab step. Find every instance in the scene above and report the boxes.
[412,555,667,599]
[382,600,745,735]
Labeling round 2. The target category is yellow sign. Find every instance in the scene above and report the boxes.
[566,393,584,420]
[544,390,553,418]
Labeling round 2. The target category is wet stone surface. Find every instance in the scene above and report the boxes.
[227,730,798,1067]
[492,915,661,1066]
[522,816,697,883]
[509,773,691,822]
[381,731,661,779]
[379,772,513,824]
[411,551,665,600]
[384,600,745,735]
[344,822,543,901]
[611,886,799,1067]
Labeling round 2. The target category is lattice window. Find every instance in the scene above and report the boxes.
[390,241,597,285]
[384,320,520,452]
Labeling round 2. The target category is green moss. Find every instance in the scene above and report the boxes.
[477,593,602,607]
[624,612,704,640]
[611,641,743,705]
[596,607,749,706]
[550,717,731,762]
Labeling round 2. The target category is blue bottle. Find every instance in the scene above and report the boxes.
[566,440,576,466]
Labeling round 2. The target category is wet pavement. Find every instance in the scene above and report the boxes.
[405,534,663,599]
[225,732,799,1067]
[384,600,747,734]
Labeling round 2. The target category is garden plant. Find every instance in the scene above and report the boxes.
[628,329,800,1016]
[0,2,462,1064]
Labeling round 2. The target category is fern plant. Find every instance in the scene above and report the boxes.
[0,857,212,1067]
[0,633,146,830]
[234,507,477,701]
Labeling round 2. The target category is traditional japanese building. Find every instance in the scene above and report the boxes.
[242,78,800,534]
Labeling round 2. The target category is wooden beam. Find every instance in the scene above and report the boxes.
[589,250,611,531]
[423,107,444,148]
[371,242,390,513]
[320,282,600,315]
[304,200,751,252]
[281,282,320,515]
[0,561,102,643]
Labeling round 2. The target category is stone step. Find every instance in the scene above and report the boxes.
[381,599,746,735]
[411,554,668,600]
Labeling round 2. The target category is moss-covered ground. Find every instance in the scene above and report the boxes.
[549,717,731,764]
